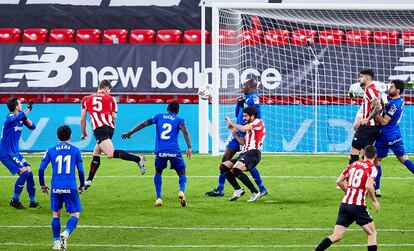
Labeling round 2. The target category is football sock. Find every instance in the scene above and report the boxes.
[232,168,259,193]
[250,167,266,191]
[222,166,241,190]
[154,173,162,199]
[217,172,226,191]
[367,245,377,251]
[52,217,61,241]
[403,159,414,174]
[178,174,187,192]
[374,165,382,190]
[349,154,359,164]
[315,237,332,251]
[65,216,78,235]
[87,156,100,181]
[26,171,36,203]
[113,150,141,163]
[13,170,29,201]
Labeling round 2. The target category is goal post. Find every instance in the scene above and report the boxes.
[211,3,414,155]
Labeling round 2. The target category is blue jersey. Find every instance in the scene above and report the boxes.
[39,142,85,190]
[150,113,185,154]
[235,92,261,137]
[0,112,35,154]
[380,97,404,140]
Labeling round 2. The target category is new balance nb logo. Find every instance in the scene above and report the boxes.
[0,46,78,88]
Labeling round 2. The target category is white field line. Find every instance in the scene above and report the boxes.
[0,225,413,232]
[0,242,414,249]
[0,175,412,180]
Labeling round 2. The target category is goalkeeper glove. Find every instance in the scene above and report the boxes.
[348,91,356,99]
[27,101,34,111]
[406,79,414,90]
[237,96,245,107]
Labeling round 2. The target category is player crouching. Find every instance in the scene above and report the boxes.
[222,107,266,202]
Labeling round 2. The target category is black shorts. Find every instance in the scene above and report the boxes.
[93,125,114,144]
[352,125,381,150]
[231,149,261,171]
[335,203,373,227]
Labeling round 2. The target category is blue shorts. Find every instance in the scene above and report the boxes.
[226,136,242,151]
[374,135,406,158]
[50,189,82,213]
[155,153,186,171]
[0,153,30,175]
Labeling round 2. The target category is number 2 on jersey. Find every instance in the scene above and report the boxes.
[56,155,71,174]
[160,123,172,140]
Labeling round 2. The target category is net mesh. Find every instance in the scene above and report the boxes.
[215,6,414,153]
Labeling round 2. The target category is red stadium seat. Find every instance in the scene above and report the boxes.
[402,31,414,45]
[49,29,74,43]
[183,29,209,44]
[0,28,20,43]
[251,16,263,31]
[130,29,155,44]
[291,29,317,45]
[156,29,182,44]
[319,30,344,45]
[264,30,290,45]
[346,30,372,45]
[56,98,81,103]
[102,29,128,44]
[22,28,48,43]
[76,29,101,43]
[373,30,399,44]
[166,98,192,104]
[30,97,54,103]
[238,30,262,45]
[137,98,164,103]
[210,29,237,44]
[119,97,136,103]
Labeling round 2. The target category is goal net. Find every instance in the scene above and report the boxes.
[211,3,414,155]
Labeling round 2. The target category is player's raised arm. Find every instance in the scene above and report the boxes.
[38,151,51,194]
[229,125,245,146]
[179,123,192,159]
[225,116,252,132]
[23,118,36,130]
[121,119,153,139]
[23,100,33,115]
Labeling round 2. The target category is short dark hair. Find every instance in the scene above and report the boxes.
[244,79,258,88]
[359,69,374,79]
[364,145,377,159]
[243,106,257,117]
[57,125,72,141]
[7,98,19,112]
[99,79,112,90]
[167,101,180,114]
[392,79,405,94]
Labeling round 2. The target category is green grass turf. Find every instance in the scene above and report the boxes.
[0,154,413,250]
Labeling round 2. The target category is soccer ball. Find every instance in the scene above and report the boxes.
[198,85,212,100]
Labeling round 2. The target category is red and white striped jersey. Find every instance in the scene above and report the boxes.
[242,118,266,152]
[81,91,118,130]
[341,160,377,206]
[362,84,380,126]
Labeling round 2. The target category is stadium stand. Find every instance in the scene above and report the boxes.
[239,30,262,45]
[56,98,81,103]
[291,29,318,45]
[264,29,290,45]
[318,29,344,45]
[137,98,164,103]
[373,30,400,44]
[346,30,372,44]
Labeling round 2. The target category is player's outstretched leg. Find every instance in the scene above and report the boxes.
[26,170,40,208]
[250,167,268,197]
[9,170,29,209]
[51,216,61,250]
[113,150,146,175]
[154,169,163,206]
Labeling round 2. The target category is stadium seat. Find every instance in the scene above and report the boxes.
[76,29,101,43]
[156,29,182,44]
[0,28,20,43]
[264,30,290,45]
[318,30,344,45]
[291,29,317,45]
[119,97,136,103]
[22,28,48,43]
[210,29,237,44]
[239,30,262,45]
[251,16,263,31]
[137,98,164,103]
[166,98,192,104]
[346,30,372,45]
[56,98,81,103]
[30,97,54,103]
[373,30,399,44]
[102,29,128,44]
[402,31,414,45]
[49,29,74,43]
[130,29,155,44]
[183,29,209,44]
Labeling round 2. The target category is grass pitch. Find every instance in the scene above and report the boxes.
[0,154,413,250]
